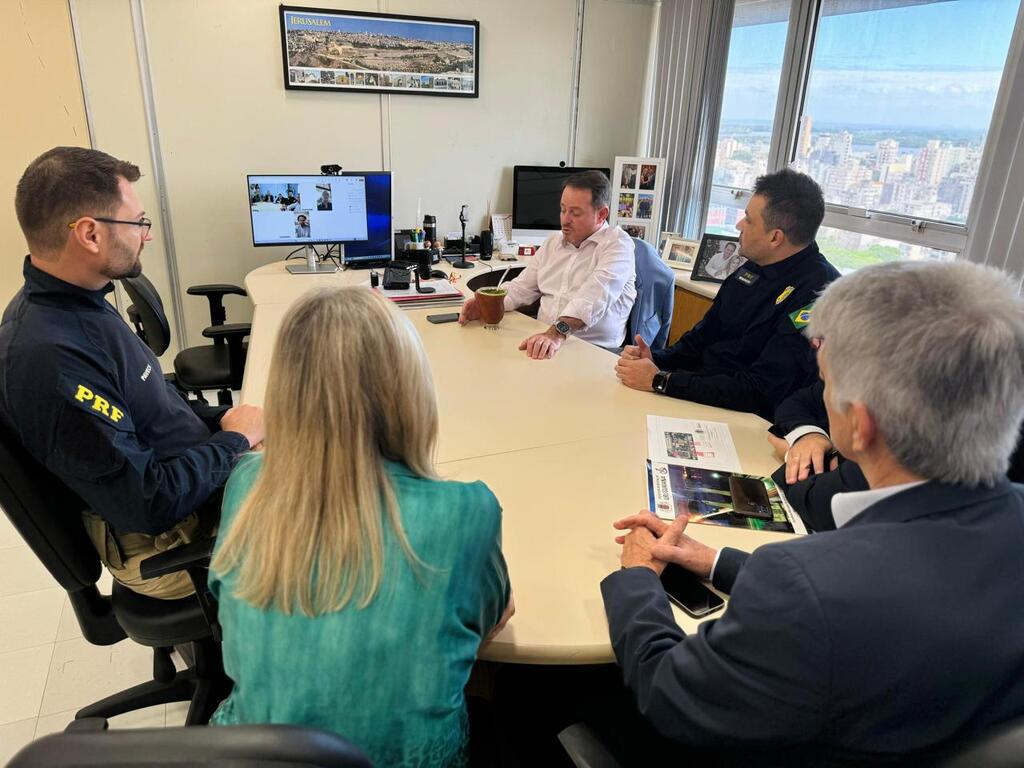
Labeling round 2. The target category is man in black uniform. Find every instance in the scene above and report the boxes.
[0,146,263,599]
[768,380,868,531]
[615,169,840,421]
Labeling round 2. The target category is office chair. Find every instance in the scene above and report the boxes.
[558,723,623,768]
[0,422,230,725]
[560,717,1024,768]
[937,715,1024,767]
[626,237,675,348]
[121,274,250,406]
[8,718,373,768]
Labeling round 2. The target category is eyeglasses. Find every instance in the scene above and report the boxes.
[69,217,152,237]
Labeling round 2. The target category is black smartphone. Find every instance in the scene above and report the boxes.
[728,475,774,520]
[426,312,460,324]
[660,563,724,618]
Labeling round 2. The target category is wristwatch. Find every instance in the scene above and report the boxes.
[553,319,573,338]
[652,370,671,394]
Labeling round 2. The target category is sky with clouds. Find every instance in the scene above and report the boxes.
[722,0,1018,131]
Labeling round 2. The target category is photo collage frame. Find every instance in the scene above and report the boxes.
[610,156,665,247]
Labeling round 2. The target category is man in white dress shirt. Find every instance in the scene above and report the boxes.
[459,170,636,359]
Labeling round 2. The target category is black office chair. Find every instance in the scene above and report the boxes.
[8,718,372,768]
[627,237,675,348]
[560,717,1024,768]
[0,422,230,725]
[121,274,250,406]
[937,715,1024,767]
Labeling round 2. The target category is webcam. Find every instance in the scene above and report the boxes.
[320,164,343,175]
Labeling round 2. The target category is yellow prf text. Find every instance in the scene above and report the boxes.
[73,384,125,423]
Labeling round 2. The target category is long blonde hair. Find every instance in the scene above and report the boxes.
[212,287,438,616]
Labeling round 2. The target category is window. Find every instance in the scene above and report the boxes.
[710,1,791,191]
[817,226,955,275]
[704,0,1021,267]
[795,0,1018,226]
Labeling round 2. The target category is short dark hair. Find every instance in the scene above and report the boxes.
[15,146,141,251]
[752,168,824,247]
[562,170,610,211]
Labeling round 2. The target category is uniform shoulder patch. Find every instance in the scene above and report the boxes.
[789,302,814,329]
[775,285,795,305]
[67,381,128,425]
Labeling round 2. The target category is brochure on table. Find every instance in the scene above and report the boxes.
[610,156,665,248]
[645,415,806,534]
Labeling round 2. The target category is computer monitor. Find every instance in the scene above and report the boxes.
[511,165,611,245]
[246,172,393,267]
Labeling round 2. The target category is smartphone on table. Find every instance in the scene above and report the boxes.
[660,563,725,618]
[426,312,460,324]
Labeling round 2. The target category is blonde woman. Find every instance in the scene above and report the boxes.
[209,287,512,767]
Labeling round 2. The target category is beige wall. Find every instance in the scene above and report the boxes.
[0,0,89,307]
[67,0,653,352]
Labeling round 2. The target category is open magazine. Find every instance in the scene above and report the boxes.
[647,461,805,534]
[645,415,804,534]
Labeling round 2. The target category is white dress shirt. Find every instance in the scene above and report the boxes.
[830,480,926,528]
[502,223,637,348]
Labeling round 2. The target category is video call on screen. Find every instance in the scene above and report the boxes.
[249,175,368,245]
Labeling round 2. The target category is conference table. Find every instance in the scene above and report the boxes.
[241,259,798,665]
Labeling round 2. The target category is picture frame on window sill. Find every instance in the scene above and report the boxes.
[691,233,745,283]
[661,235,701,271]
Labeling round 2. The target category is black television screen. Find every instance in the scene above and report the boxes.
[512,165,611,230]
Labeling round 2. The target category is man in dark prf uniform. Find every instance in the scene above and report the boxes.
[615,169,840,422]
[0,147,263,599]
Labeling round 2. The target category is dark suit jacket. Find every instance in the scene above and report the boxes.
[601,480,1024,762]
[769,383,1024,531]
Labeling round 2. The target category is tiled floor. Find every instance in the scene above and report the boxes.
[0,505,190,763]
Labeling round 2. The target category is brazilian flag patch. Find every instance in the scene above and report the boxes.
[789,302,814,329]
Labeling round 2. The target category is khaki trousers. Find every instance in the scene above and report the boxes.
[82,511,204,600]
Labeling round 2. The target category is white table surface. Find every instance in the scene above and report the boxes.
[242,260,794,664]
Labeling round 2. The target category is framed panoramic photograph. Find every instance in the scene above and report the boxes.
[280,5,480,98]
[661,235,701,271]
[691,233,745,283]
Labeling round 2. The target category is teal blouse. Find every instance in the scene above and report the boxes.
[209,453,510,767]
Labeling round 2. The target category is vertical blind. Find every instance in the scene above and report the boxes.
[646,0,736,239]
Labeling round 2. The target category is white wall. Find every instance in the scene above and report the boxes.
[576,0,656,168]
[74,0,181,365]
[65,0,653,350]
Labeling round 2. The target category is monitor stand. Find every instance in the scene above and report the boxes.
[287,245,339,275]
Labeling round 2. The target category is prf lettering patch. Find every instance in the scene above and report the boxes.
[775,285,795,305]
[789,303,814,329]
[72,384,126,424]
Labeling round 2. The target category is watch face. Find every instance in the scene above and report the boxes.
[555,321,571,336]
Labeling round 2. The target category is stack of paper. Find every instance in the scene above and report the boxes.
[363,279,465,310]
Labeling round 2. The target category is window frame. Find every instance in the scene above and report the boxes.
[708,0,1018,259]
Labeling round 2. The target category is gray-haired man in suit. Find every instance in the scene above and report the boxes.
[602,259,1024,764]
